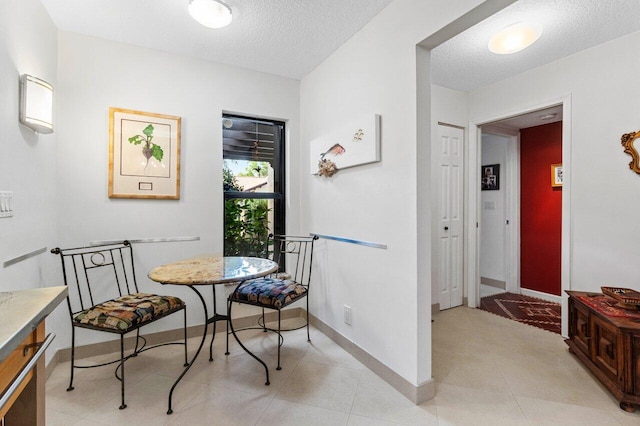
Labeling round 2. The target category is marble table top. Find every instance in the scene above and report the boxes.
[148,256,278,286]
[0,286,67,363]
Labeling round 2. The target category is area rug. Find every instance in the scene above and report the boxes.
[479,292,561,334]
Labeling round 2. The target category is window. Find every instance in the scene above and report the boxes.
[222,114,285,257]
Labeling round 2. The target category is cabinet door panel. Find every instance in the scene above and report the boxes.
[633,335,640,396]
[571,300,591,357]
[592,315,621,382]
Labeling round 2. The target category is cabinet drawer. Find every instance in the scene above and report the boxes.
[592,315,622,382]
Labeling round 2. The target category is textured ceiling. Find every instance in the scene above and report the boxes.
[39,0,393,80]
[40,0,640,89]
[431,0,640,91]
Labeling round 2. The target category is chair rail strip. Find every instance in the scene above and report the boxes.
[310,233,387,249]
[90,236,200,245]
[3,247,47,268]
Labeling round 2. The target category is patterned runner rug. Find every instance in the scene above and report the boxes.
[479,292,561,334]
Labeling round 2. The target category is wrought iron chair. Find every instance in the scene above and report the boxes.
[228,234,317,370]
[51,241,187,410]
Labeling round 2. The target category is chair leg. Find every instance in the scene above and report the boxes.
[225,299,230,355]
[119,335,127,410]
[262,307,267,332]
[209,316,217,362]
[183,307,189,366]
[67,327,76,392]
[209,287,217,361]
[133,329,141,356]
[306,297,311,343]
[276,309,282,371]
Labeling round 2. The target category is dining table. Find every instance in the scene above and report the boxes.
[148,255,278,414]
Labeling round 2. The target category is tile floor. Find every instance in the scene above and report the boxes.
[46,310,640,425]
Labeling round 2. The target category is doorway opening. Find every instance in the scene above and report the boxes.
[470,100,571,336]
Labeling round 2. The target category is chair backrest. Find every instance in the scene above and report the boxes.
[51,241,139,315]
[271,235,318,288]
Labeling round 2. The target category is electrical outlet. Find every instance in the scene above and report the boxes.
[344,305,352,325]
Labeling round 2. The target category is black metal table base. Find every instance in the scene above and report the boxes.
[166,284,270,415]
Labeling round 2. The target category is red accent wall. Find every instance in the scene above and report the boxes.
[520,122,562,296]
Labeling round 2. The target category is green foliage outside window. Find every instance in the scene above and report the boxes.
[223,161,271,257]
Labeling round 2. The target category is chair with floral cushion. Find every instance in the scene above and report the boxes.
[228,234,317,370]
[51,240,187,410]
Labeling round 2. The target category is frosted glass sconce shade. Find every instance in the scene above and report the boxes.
[19,74,54,134]
[188,0,232,28]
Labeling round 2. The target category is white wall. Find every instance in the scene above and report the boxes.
[300,0,483,388]
[0,0,60,361]
[49,32,300,354]
[480,134,507,283]
[0,0,58,288]
[468,31,640,297]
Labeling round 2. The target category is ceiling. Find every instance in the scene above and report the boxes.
[431,0,640,91]
[40,0,640,89]
[39,0,392,80]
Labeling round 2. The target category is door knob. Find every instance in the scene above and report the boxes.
[444,226,449,231]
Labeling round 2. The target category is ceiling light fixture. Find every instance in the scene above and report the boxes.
[488,22,542,55]
[188,0,232,29]
[540,113,557,120]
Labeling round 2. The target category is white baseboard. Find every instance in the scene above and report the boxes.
[308,313,434,405]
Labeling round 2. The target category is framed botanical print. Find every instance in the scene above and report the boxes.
[108,108,181,199]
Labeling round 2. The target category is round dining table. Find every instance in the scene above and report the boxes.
[148,256,278,414]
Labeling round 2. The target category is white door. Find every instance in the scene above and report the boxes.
[437,124,464,310]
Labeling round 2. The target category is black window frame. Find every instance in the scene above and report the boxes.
[222,114,286,253]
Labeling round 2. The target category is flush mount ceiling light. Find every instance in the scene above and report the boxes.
[540,113,557,120]
[188,0,232,29]
[488,22,543,55]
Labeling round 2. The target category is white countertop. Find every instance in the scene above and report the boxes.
[0,286,67,362]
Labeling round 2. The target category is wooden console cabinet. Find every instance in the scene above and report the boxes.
[566,291,640,412]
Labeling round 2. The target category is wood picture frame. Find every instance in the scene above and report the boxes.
[551,163,563,187]
[109,108,181,199]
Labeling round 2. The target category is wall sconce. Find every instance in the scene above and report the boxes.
[19,74,54,134]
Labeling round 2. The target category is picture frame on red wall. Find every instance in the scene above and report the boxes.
[551,163,563,187]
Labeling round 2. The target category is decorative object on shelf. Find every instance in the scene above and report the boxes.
[481,164,499,190]
[317,143,345,177]
[621,130,640,174]
[601,286,640,310]
[551,163,563,187]
[109,108,181,199]
[310,114,381,177]
[19,74,54,134]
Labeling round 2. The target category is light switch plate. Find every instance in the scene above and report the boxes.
[0,191,14,218]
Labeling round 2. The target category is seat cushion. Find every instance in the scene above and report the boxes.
[231,278,307,308]
[73,292,185,331]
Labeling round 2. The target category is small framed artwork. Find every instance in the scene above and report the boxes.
[481,164,500,191]
[551,163,563,187]
[109,108,181,199]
